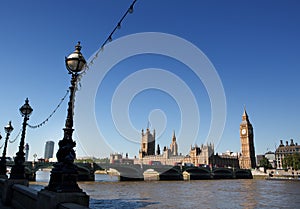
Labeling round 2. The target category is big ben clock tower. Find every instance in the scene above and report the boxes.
[239,108,256,169]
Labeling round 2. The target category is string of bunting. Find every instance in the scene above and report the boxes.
[23,0,138,131]
[74,0,138,160]
[77,0,138,84]
[9,128,22,143]
[27,90,70,129]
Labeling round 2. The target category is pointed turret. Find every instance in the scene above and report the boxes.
[241,106,251,126]
[170,130,178,156]
[242,106,249,121]
[172,130,176,142]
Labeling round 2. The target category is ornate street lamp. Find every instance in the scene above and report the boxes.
[0,121,14,177]
[10,98,33,179]
[46,42,86,192]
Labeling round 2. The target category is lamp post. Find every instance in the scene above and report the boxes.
[0,121,14,177]
[10,98,33,179]
[46,42,86,192]
[33,153,37,163]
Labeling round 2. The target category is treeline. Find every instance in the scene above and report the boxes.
[75,157,109,164]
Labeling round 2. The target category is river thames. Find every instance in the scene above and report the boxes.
[29,171,300,209]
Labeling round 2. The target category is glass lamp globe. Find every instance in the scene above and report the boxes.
[19,98,33,117]
[65,42,86,74]
[4,121,13,134]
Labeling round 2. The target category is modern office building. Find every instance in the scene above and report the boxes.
[25,143,29,161]
[44,141,55,160]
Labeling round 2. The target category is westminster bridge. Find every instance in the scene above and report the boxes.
[5,161,252,181]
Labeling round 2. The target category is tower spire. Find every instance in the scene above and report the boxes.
[170,130,178,156]
[172,130,176,142]
[242,105,249,121]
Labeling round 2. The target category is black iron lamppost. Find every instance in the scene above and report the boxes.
[0,121,14,177]
[10,98,33,179]
[46,42,86,192]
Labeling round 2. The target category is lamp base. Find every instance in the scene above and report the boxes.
[37,189,89,209]
[45,162,82,193]
[9,165,25,179]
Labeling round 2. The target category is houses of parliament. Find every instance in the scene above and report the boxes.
[135,108,256,169]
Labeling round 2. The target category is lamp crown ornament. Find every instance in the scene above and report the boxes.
[4,121,14,134]
[65,41,86,74]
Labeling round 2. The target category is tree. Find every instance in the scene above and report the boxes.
[283,153,300,170]
[259,157,272,173]
[293,153,300,170]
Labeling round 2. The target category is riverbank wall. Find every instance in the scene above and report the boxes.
[252,168,300,180]
[0,178,90,209]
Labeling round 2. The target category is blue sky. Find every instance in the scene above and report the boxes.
[0,0,299,160]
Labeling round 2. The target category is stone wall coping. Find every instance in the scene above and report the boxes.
[58,203,90,209]
[12,184,38,200]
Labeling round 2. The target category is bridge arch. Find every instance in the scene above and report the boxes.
[212,168,234,179]
[184,167,211,180]
[156,167,183,181]
[235,169,252,179]
[107,164,144,181]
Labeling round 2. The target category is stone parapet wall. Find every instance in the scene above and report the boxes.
[11,184,37,209]
[58,203,90,209]
[0,178,90,209]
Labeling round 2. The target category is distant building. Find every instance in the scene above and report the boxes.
[275,139,300,169]
[44,141,55,161]
[136,130,184,165]
[239,108,256,169]
[185,144,214,166]
[211,153,239,168]
[110,153,122,164]
[265,151,276,168]
[25,143,29,162]
[139,128,156,158]
[134,109,256,169]
[256,154,264,166]
[135,129,239,168]
[110,153,134,164]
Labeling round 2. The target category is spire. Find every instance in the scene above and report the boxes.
[243,105,247,115]
[172,130,176,142]
[242,105,249,121]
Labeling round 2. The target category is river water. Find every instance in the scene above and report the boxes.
[30,171,300,209]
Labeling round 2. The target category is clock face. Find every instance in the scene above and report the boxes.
[241,129,247,135]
